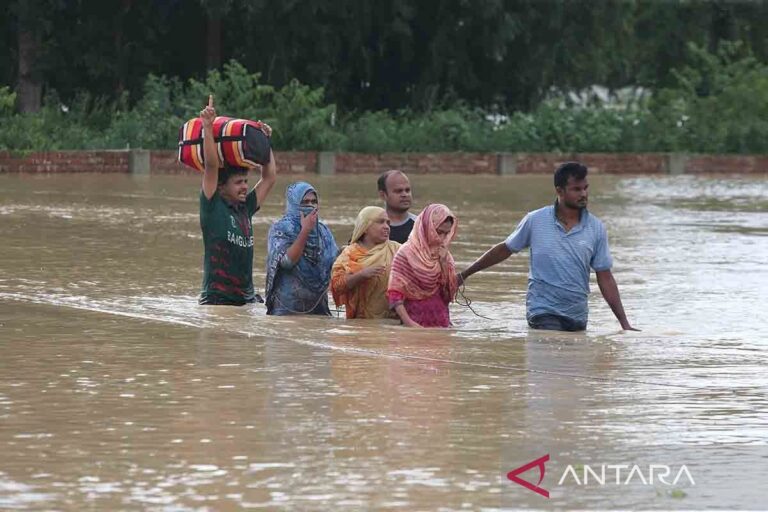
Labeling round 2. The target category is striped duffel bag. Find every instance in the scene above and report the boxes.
[178,116,271,171]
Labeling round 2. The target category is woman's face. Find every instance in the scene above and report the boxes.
[300,191,318,213]
[436,218,453,244]
[362,212,391,245]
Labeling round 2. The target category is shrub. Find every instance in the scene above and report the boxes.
[1,48,767,154]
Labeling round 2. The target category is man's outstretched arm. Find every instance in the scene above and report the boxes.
[459,242,514,283]
[595,270,638,331]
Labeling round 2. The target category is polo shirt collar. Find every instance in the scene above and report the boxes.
[553,199,588,232]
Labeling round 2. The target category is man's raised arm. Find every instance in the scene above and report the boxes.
[201,95,220,200]
[254,146,277,207]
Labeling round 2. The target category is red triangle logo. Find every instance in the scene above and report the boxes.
[507,454,550,498]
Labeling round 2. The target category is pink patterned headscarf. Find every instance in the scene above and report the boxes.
[388,203,459,301]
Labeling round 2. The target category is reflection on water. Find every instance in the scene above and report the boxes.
[0,173,767,509]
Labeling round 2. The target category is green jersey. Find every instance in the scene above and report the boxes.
[199,189,259,305]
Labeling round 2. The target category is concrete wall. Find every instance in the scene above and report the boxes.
[1,149,766,174]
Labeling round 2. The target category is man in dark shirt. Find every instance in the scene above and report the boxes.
[377,170,417,244]
[198,95,277,305]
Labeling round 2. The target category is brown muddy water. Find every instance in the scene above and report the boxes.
[0,172,767,510]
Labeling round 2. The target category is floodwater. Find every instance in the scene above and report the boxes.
[0,172,766,510]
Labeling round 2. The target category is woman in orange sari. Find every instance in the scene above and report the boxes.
[387,203,459,327]
[331,206,401,319]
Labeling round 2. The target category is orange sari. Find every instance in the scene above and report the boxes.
[331,206,401,319]
[331,240,400,319]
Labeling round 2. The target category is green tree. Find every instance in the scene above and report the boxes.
[649,42,768,153]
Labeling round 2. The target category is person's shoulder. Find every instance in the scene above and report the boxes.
[337,243,356,258]
[390,211,418,227]
[269,216,292,233]
[584,210,606,228]
[393,239,410,251]
[200,189,220,201]
[200,189,220,214]
[521,205,551,223]
[246,188,259,213]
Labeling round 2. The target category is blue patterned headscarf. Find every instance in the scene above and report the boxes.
[265,182,339,312]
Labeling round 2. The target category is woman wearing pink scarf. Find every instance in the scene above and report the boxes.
[387,204,460,327]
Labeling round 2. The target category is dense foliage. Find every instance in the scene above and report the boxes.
[1,1,767,153]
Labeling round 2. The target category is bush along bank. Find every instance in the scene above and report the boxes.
[1,43,767,155]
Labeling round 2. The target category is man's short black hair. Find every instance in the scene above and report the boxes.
[217,165,248,186]
[377,169,403,193]
[554,162,588,189]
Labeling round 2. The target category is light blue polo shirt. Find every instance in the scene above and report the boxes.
[505,204,613,325]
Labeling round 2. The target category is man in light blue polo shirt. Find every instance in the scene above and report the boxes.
[459,162,636,331]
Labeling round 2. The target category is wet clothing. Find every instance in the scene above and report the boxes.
[199,189,259,305]
[332,241,400,319]
[387,204,459,327]
[331,206,400,319]
[265,182,338,316]
[528,313,587,332]
[389,212,417,243]
[387,289,452,327]
[505,203,612,328]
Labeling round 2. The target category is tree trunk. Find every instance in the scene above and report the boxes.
[114,0,133,95]
[17,28,42,113]
[709,3,734,52]
[206,15,222,70]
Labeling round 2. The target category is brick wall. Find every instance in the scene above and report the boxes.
[275,152,318,174]
[148,150,317,174]
[335,152,496,174]
[0,150,129,173]
[0,149,319,175]
[150,150,184,173]
[0,149,766,174]
[514,153,668,174]
[686,155,768,174]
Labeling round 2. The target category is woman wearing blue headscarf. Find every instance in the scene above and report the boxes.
[265,182,339,315]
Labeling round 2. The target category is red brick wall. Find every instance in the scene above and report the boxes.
[1,150,766,174]
[514,153,667,174]
[335,152,496,174]
[0,150,129,173]
[275,152,317,174]
[150,150,185,173]
[686,155,768,174]
[149,150,317,174]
